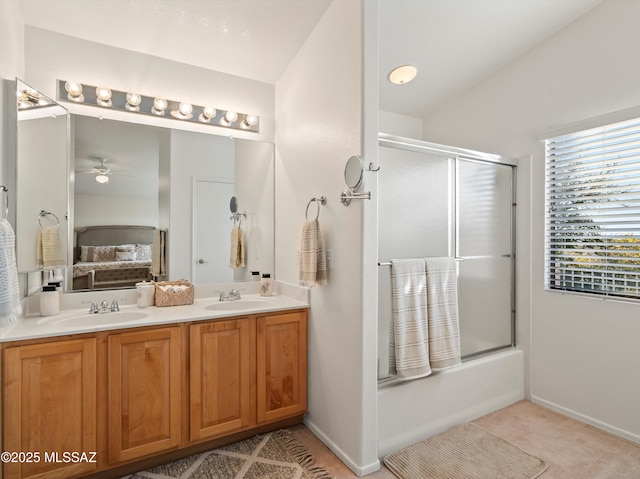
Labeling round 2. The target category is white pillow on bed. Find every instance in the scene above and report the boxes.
[135,244,152,261]
[116,246,135,261]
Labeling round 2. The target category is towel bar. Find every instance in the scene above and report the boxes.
[305,196,326,220]
[378,258,465,266]
[38,210,60,226]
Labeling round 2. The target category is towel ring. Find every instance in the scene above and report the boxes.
[305,196,326,221]
[38,210,60,226]
[0,186,7,221]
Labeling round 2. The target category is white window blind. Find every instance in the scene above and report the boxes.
[545,116,640,299]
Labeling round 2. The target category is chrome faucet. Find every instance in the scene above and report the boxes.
[219,289,242,302]
[88,301,99,314]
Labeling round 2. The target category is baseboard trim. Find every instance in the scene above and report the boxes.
[303,419,381,477]
[531,396,640,445]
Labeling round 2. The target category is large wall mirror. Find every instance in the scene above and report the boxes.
[15,79,274,294]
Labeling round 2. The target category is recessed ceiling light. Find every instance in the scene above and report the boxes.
[389,65,417,85]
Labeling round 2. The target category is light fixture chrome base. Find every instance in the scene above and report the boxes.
[57,79,259,133]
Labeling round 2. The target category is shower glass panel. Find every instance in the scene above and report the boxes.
[377,138,516,381]
[377,146,452,379]
[457,160,515,357]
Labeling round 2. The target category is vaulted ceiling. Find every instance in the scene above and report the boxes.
[18,0,603,118]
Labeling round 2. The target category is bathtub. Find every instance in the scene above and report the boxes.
[377,348,524,457]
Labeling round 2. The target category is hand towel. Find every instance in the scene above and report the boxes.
[389,259,432,380]
[0,219,22,328]
[36,225,65,268]
[425,257,462,371]
[229,225,245,269]
[151,228,167,277]
[299,219,327,287]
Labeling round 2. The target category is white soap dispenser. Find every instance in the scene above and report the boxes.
[260,273,273,297]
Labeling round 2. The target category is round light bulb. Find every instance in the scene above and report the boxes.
[178,102,193,116]
[95,174,109,184]
[64,81,84,102]
[126,92,142,106]
[152,97,167,115]
[65,81,82,97]
[96,87,111,101]
[203,106,216,119]
[224,111,238,123]
[154,98,167,110]
[95,86,112,107]
[244,115,258,126]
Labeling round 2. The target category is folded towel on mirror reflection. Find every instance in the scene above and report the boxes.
[36,225,65,268]
[0,219,22,328]
[229,225,245,269]
[299,219,327,287]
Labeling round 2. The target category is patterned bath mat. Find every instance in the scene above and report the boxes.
[383,422,548,479]
[123,430,330,479]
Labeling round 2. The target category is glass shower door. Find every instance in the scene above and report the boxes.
[456,159,515,357]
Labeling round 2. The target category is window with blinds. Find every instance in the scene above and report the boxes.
[545,116,640,300]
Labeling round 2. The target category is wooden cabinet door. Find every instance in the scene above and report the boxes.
[108,327,181,464]
[189,318,251,442]
[3,338,98,479]
[256,311,307,423]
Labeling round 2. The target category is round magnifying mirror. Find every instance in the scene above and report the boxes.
[230,196,238,213]
[344,155,364,190]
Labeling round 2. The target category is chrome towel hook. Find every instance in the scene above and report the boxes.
[1,186,8,221]
[305,196,326,221]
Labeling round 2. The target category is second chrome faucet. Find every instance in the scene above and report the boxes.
[219,289,242,302]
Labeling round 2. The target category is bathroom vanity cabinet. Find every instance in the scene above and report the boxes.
[1,308,308,479]
[3,338,99,479]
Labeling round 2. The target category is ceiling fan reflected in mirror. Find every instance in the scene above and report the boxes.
[76,158,128,185]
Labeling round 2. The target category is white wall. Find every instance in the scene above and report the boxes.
[379,110,423,139]
[74,194,157,228]
[275,1,378,474]
[422,0,640,443]
[23,27,275,143]
[0,0,25,214]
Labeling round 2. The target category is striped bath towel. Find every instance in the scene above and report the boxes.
[299,219,327,287]
[389,259,432,380]
[425,257,462,371]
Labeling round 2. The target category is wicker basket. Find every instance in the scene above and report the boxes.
[154,280,194,307]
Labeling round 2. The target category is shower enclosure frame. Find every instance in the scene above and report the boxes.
[377,133,518,384]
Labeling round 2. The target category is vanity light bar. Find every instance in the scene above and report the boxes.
[56,80,260,133]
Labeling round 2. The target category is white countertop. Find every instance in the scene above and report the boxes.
[1,288,309,343]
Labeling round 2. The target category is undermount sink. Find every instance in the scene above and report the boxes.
[45,311,149,328]
[204,299,271,311]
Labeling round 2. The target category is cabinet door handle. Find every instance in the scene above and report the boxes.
[198,259,208,264]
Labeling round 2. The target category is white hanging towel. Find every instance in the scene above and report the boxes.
[0,219,22,328]
[389,259,432,380]
[425,257,462,371]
